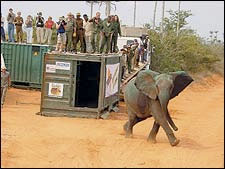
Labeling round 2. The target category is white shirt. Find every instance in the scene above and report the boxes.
[1,53,6,70]
[83,20,93,37]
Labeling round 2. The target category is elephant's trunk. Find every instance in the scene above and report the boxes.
[158,91,178,131]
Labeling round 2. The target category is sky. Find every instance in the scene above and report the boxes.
[1,1,224,41]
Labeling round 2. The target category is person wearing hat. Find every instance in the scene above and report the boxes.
[44,16,55,45]
[7,8,16,42]
[36,12,45,44]
[73,12,85,53]
[24,15,33,43]
[14,11,24,43]
[65,12,76,53]
[55,16,67,52]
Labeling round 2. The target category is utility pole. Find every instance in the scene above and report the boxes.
[152,1,157,30]
[176,1,181,36]
[160,1,165,35]
[133,1,136,27]
[105,1,111,17]
[90,1,94,18]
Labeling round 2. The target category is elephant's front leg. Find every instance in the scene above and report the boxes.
[151,100,180,146]
[147,121,160,143]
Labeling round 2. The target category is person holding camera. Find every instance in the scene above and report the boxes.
[24,15,33,43]
[7,8,15,42]
[55,16,67,52]
[44,16,55,45]
[14,11,24,43]
[36,12,45,44]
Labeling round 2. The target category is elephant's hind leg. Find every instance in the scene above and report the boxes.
[147,121,160,143]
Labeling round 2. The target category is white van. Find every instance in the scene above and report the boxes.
[117,36,141,50]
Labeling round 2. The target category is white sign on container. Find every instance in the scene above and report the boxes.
[46,64,56,73]
[56,62,70,70]
[105,63,120,97]
[48,83,64,98]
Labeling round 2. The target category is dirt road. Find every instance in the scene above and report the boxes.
[1,74,224,168]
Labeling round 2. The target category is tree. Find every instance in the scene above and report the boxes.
[143,23,151,29]
[152,1,157,30]
[162,9,192,33]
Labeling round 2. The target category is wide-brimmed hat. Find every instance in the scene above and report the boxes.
[67,12,73,16]
[9,8,13,11]
[76,12,81,16]
[59,16,65,20]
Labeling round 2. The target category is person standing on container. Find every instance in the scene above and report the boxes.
[99,16,114,54]
[36,12,45,44]
[74,13,85,53]
[89,12,102,54]
[7,8,15,42]
[24,15,33,43]
[1,13,6,42]
[111,15,121,53]
[65,12,76,53]
[44,16,54,45]
[55,16,67,52]
[83,14,93,53]
[14,11,24,43]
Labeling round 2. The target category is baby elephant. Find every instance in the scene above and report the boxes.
[124,69,193,146]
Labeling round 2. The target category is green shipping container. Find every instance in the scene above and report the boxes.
[40,52,121,119]
[1,42,54,88]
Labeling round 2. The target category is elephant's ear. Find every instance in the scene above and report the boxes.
[134,70,160,100]
[169,71,194,99]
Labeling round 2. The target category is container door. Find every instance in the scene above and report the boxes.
[31,45,42,84]
[73,61,101,108]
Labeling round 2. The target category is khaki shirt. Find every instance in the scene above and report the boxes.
[14,16,23,27]
[65,18,75,32]
[76,18,83,30]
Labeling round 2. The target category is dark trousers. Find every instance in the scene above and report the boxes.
[74,30,84,53]
[121,66,126,80]
[110,34,118,53]
[1,26,6,41]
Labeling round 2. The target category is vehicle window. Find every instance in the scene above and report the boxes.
[127,40,134,45]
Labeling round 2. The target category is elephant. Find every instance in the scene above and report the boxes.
[123,69,193,146]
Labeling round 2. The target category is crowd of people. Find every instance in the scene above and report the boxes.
[120,34,151,81]
[1,8,123,54]
[1,8,153,84]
